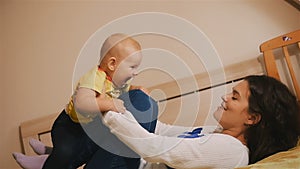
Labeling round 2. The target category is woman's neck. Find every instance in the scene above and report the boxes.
[221,129,247,146]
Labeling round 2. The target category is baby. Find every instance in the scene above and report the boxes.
[14,33,158,169]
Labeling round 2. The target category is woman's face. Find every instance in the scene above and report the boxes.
[213,80,252,131]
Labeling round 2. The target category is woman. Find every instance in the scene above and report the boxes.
[102,75,300,168]
[13,75,300,169]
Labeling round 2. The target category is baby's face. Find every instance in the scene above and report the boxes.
[112,50,142,88]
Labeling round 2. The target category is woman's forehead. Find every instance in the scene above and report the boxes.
[233,80,250,98]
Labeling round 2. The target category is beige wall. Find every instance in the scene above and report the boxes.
[1,0,299,168]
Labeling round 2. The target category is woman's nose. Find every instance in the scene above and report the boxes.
[221,95,228,102]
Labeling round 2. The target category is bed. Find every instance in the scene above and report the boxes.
[19,31,300,168]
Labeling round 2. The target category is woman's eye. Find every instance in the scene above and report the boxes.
[232,97,237,100]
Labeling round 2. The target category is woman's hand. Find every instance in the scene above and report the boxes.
[112,98,126,113]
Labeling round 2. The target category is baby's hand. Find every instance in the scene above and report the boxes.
[112,98,126,113]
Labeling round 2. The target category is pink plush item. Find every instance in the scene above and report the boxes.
[12,152,48,169]
[29,138,46,155]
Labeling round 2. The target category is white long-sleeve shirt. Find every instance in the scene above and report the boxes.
[103,111,249,169]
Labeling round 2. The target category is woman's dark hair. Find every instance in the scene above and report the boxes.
[244,75,300,164]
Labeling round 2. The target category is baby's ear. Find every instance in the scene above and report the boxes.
[107,57,116,71]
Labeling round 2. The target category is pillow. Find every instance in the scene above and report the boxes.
[235,139,300,169]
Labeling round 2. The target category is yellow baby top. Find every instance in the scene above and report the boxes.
[66,66,130,123]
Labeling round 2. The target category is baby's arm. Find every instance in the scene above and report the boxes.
[73,87,126,116]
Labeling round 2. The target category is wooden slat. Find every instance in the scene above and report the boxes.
[263,50,280,80]
[283,46,300,99]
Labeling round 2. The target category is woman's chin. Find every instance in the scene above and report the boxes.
[213,106,224,123]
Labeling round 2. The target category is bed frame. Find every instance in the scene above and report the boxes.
[19,113,58,155]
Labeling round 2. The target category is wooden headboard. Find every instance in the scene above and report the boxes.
[20,113,58,155]
[148,58,263,126]
[19,58,263,155]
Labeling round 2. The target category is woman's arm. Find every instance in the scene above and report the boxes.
[155,121,195,136]
[103,111,248,169]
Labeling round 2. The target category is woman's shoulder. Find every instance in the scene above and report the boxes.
[199,133,249,167]
[197,133,248,152]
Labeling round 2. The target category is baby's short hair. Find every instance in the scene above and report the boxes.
[99,33,140,64]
